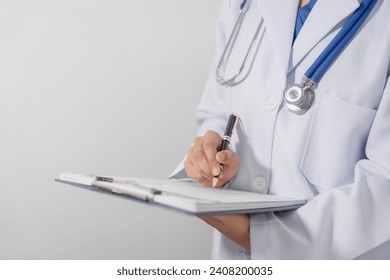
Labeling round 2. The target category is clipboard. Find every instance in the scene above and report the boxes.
[56,173,307,215]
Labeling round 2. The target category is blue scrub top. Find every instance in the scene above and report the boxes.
[293,0,318,42]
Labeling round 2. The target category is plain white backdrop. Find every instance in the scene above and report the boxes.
[0,0,223,259]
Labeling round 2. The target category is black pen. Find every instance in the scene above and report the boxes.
[212,112,239,188]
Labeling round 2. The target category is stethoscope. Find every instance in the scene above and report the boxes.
[216,0,378,115]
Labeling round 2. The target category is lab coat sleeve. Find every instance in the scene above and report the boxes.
[193,1,235,138]
[170,1,235,179]
[251,77,390,259]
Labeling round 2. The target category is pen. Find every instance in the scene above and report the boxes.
[212,112,239,188]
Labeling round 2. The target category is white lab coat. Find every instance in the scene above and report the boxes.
[171,0,390,259]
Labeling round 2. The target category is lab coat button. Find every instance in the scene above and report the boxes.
[266,96,279,110]
[253,176,267,191]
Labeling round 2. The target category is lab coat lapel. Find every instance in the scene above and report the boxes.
[290,0,360,72]
[257,0,299,76]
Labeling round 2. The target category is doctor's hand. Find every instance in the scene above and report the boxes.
[199,214,250,249]
[184,130,240,188]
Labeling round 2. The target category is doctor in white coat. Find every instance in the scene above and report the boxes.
[171,0,390,259]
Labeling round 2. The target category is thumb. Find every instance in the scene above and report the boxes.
[215,150,240,185]
[216,150,239,166]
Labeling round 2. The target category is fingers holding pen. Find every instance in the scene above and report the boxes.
[203,131,223,177]
[184,131,223,187]
[185,114,240,188]
[185,135,215,185]
[184,129,240,188]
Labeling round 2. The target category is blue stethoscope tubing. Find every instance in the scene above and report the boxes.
[240,0,248,9]
[306,0,378,84]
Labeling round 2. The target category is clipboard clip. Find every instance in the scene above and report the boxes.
[95,175,162,196]
[96,176,114,182]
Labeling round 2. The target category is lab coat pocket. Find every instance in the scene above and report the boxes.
[300,92,376,190]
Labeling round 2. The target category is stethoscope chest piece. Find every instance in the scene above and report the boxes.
[283,83,315,115]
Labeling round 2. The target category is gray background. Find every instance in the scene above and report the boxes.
[0,0,223,259]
